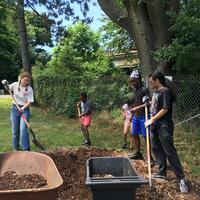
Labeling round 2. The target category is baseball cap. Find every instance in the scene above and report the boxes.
[130,70,139,79]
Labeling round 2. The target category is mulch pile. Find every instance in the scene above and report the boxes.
[46,147,200,200]
[0,171,48,190]
[0,147,199,200]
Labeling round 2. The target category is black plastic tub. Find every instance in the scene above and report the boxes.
[86,157,148,200]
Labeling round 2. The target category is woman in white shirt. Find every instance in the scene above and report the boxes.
[9,72,34,151]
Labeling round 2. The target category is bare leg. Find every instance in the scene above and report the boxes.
[129,134,143,160]
[129,123,133,149]
[142,136,155,162]
[83,126,91,145]
[123,134,127,144]
[129,134,133,149]
[122,122,129,148]
[133,134,140,153]
[81,125,87,141]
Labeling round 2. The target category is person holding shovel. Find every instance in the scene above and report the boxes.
[145,70,188,193]
[77,92,92,145]
[2,72,34,151]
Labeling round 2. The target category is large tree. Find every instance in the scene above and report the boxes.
[97,0,179,77]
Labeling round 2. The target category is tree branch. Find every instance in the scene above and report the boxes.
[26,0,52,25]
[97,0,129,29]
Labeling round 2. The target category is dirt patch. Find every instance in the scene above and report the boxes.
[46,147,200,200]
[0,171,48,190]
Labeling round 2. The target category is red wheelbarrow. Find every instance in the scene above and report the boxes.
[0,151,63,200]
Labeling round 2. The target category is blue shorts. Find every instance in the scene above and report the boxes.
[132,115,146,137]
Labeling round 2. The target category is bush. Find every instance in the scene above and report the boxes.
[33,70,131,118]
[34,72,81,117]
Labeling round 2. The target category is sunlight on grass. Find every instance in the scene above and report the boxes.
[0,97,12,152]
[0,97,123,152]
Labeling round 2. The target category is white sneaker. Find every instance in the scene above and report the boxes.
[179,179,188,193]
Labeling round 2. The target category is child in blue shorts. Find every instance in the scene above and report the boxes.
[129,70,153,161]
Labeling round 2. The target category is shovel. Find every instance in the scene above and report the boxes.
[2,81,45,151]
[143,95,152,187]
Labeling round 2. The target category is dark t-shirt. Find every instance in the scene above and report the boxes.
[133,87,146,116]
[150,87,173,126]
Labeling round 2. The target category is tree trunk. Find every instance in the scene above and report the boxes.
[16,0,31,74]
[97,0,179,77]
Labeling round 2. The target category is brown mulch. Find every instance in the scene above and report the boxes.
[0,147,199,200]
[46,147,200,200]
[0,171,48,190]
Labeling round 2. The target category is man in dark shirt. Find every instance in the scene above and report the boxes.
[145,70,188,193]
[129,70,151,160]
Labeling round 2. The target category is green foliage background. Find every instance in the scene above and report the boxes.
[154,0,200,74]
[0,2,20,84]
[33,22,131,117]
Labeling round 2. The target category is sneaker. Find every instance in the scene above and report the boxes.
[82,139,87,145]
[129,152,144,160]
[179,178,188,193]
[85,140,91,145]
[152,172,166,180]
[122,143,127,149]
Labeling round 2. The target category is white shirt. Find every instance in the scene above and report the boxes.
[9,82,34,105]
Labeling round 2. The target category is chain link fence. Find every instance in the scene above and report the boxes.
[173,74,200,129]
[172,75,200,165]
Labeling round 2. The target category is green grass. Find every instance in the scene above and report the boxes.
[0,97,123,152]
[174,125,200,175]
[1,97,200,176]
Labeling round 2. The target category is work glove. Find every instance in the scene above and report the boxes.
[1,79,9,90]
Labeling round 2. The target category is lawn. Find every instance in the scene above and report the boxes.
[0,97,123,152]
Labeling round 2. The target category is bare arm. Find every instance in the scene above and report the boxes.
[152,108,168,122]
[145,108,168,127]
[130,104,145,112]
[21,102,31,111]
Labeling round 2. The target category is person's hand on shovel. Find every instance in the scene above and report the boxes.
[1,79,9,90]
[145,117,155,128]
[19,107,26,113]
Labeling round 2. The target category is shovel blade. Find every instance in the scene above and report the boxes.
[28,128,45,151]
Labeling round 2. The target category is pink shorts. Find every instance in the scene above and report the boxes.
[81,115,92,127]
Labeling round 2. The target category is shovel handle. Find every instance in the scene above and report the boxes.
[21,114,30,128]
[5,84,31,128]
[145,102,152,187]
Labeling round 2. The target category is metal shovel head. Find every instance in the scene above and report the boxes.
[28,127,45,151]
